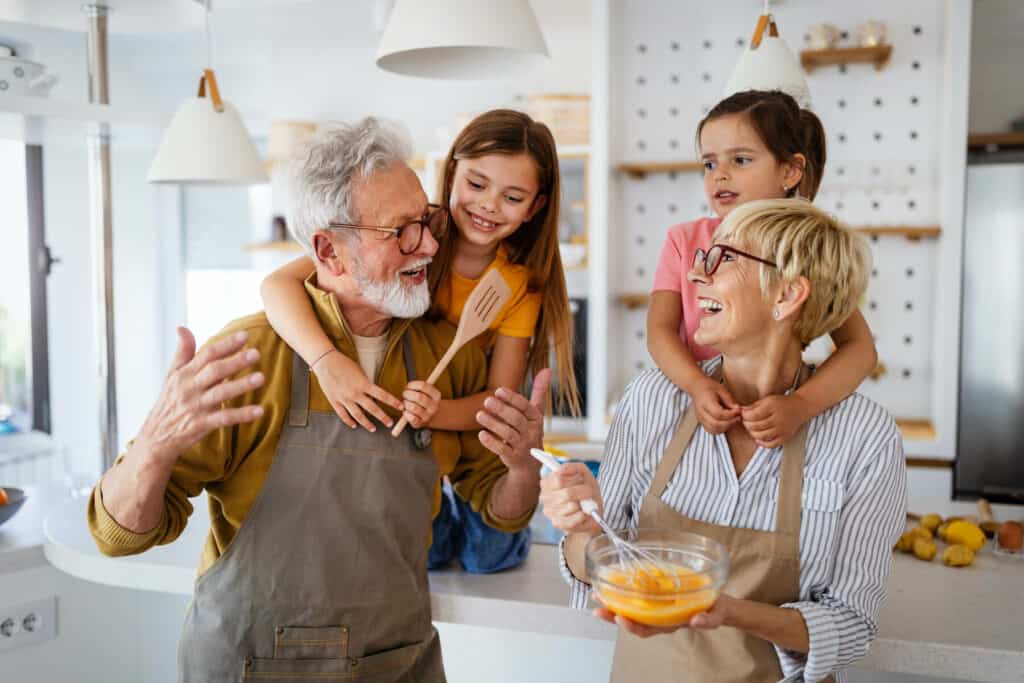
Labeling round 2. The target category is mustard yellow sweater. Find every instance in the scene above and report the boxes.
[88,278,533,575]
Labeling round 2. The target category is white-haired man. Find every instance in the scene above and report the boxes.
[89,118,545,682]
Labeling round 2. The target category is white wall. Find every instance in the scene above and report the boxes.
[968,0,1024,132]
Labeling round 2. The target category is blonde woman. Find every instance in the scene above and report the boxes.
[542,199,907,683]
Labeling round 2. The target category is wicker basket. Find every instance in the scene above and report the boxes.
[526,94,590,147]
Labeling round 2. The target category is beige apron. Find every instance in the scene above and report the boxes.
[611,365,831,683]
[178,339,445,682]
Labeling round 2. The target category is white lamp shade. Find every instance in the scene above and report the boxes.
[724,34,811,108]
[376,0,549,79]
[148,96,268,184]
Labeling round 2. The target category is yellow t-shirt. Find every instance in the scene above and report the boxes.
[435,245,542,350]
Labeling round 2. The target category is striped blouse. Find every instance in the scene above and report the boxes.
[559,357,907,682]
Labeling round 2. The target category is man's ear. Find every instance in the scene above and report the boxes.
[527,193,548,222]
[774,276,810,321]
[312,231,346,277]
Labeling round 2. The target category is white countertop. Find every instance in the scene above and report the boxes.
[1,485,1021,682]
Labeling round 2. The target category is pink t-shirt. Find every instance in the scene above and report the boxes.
[651,216,722,361]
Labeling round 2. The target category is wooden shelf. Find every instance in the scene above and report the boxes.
[800,45,893,73]
[852,225,941,241]
[617,161,703,179]
[244,240,304,253]
[967,132,1024,151]
[897,419,936,442]
[616,293,650,309]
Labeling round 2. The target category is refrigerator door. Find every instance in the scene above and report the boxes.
[956,161,1024,502]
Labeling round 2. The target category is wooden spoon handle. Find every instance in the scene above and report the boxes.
[391,344,460,438]
[978,498,995,523]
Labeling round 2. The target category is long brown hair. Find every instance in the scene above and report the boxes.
[429,109,581,415]
[697,90,827,200]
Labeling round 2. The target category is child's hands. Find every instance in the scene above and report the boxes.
[693,377,741,433]
[312,350,403,432]
[741,393,809,448]
[400,381,442,429]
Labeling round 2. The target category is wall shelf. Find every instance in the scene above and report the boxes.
[852,225,941,241]
[616,293,650,309]
[967,132,1024,151]
[800,45,893,73]
[617,161,703,178]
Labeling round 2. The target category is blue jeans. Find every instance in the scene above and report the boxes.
[428,480,531,574]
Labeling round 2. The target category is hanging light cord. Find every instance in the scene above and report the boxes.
[204,0,212,69]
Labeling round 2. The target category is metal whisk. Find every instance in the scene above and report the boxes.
[531,448,681,587]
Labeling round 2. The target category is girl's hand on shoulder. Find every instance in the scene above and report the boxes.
[538,462,602,535]
[741,393,810,448]
[312,351,402,432]
[693,376,741,434]
[400,381,441,429]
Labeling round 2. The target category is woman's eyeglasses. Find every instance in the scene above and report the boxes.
[692,244,777,276]
[327,203,447,255]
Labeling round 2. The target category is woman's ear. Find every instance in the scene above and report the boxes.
[774,276,810,321]
[312,231,346,277]
[527,193,548,221]
[783,153,806,193]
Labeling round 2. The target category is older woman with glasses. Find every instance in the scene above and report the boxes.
[541,199,907,683]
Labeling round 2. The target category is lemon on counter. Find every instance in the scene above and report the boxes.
[943,521,986,551]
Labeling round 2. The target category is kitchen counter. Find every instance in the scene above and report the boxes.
[1,486,1020,682]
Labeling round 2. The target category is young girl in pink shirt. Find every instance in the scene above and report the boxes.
[648,90,878,447]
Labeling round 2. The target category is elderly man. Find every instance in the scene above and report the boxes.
[88,118,546,682]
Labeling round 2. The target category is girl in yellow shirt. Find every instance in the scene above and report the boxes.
[261,110,580,572]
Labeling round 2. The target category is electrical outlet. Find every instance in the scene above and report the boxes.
[0,597,57,652]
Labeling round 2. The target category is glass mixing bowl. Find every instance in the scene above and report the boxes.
[586,528,729,627]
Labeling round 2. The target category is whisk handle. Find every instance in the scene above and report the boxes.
[529,449,601,517]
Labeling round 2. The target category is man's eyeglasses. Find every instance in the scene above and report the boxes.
[692,244,777,276]
[327,203,447,255]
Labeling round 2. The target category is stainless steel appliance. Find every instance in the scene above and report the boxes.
[956,152,1024,503]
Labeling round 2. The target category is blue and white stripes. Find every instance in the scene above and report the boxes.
[559,358,907,682]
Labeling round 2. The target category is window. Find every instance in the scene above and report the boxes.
[0,139,49,434]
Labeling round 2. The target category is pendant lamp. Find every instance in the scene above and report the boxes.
[376,0,549,80]
[724,4,811,107]
[148,2,266,184]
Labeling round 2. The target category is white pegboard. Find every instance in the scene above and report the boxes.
[606,0,947,423]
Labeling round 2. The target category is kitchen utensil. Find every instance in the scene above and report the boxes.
[977,498,1000,538]
[530,448,684,587]
[807,23,841,50]
[0,486,27,528]
[856,20,887,47]
[391,269,511,437]
[586,527,728,627]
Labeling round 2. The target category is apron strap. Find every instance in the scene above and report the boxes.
[288,352,311,427]
[648,361,726,499]
[774,364,813,537]
[649,402,700,499]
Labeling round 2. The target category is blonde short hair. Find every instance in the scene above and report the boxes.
[713,199,871,345]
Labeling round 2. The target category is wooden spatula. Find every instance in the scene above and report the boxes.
[391,268,512,437]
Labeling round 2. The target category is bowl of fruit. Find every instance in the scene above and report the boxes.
[586,528,728,627]
[0,486,27,528]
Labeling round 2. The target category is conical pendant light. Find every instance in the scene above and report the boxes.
[724,3,811,107]
[148,2,266,184]
[376,0,549,80]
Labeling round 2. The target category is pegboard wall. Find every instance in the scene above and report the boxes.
[605,0,947,423]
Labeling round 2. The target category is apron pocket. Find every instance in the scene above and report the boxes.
[273,625,349,659]
[244,640,424,682]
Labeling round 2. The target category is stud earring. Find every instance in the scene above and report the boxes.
[772,308,780,320]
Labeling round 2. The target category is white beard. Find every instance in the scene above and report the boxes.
[353,259,431,319]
